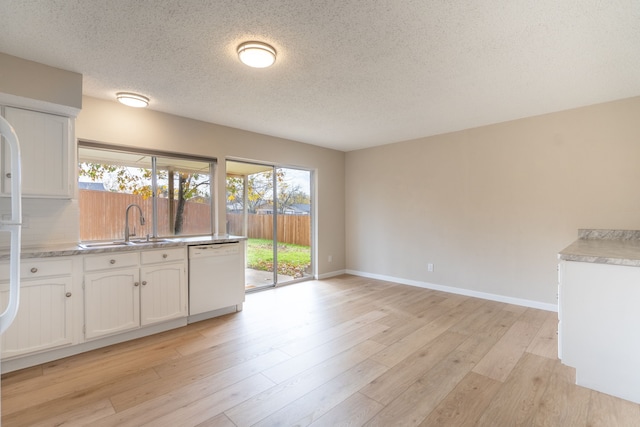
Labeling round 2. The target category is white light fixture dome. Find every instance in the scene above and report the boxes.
[237,41,276,68]
[116,92,149,108]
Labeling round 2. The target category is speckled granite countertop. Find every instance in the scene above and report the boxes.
[559,229,640,267]
[0,235,246,261]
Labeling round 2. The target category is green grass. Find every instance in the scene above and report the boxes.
[247,238,311,278]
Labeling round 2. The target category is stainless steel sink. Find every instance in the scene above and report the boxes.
[78,238,171,249]
[78,241,131,249]
[129,238,171,245]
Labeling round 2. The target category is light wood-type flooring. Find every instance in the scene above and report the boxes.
[2,275,640,426]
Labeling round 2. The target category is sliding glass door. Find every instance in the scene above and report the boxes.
[226,161,313,290]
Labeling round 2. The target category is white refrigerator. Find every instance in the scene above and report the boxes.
[0,115,23,422]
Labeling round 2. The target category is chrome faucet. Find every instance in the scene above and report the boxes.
[124,203,145,242]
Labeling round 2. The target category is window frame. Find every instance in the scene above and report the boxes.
[78,140,216,240]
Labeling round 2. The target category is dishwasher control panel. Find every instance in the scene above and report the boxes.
[188,242,240,258]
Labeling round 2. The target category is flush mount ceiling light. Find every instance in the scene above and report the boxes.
[116,92,149,108]
[237,41,276,68]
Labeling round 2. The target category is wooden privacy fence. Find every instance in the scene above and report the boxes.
[226,213,311,246]
[79,190,211,241]
[79,190,311,246]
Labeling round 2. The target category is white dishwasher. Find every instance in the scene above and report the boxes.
[188,241,245,320]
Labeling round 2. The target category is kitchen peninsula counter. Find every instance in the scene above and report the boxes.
[558,228,640,404]
[558,229,640,267]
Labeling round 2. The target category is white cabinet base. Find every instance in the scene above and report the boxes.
[559,261,640,404]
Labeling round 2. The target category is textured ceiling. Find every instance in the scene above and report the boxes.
[1,1,640,152]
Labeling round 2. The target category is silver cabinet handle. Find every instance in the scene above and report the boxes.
[110,259,116,265]
[134,282,139,287]
[142,281,147,286]
[30,267,38,273]
[66,292,72,298]
[5,173,11,178]
[162,254,168,259]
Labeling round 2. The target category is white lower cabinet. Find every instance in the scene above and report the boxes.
[0,258,74,358]
[84,267,140,339]
[559,260,640,404]
[140,262,187,326]
[83,248,186,340]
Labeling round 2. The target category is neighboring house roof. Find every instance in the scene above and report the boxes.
[78,182,106,191]
[290,204,311,214]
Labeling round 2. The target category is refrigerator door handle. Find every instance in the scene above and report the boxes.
[0,115,22,335]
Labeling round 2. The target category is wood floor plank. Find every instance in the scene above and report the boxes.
[448,300,505,335]
[276,310,388,357]
[195,413,237,427]
[360,331,468,406]
[2,341,179,402]
[28,398,116,427]
[364,348,480,426]
[533,361,590,426]
[371,296,484,367]
[419,371,502,427]
[263,322,389,384]
[471,318,543,382]
[1,368,159,426]
[526,310,559,360]
[109,347,291,412]
[586,390,640,427]
[41,326,202,376]
[253,358,388,427]
[224,339,386,427]
[307,392,384,427]
[368,315,428,346]
[0,365,42,387]
[93,373,274,427]
[454,308,520,360]
[139,375,274,427]
[475,352,556,425]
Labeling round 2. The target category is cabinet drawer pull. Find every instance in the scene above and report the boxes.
[142,280,147,286]
[110,259,116,265]
[134,282,139,287]
[30,267,38,273]
[66,292,72,298]
[5,173,11,179]
[162,254,168,259]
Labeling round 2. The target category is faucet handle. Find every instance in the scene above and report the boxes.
[131,226,136,237]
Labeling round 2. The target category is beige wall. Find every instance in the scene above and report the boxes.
[76,96,346,277]
[345,97,640,306]
[0,52,82,111]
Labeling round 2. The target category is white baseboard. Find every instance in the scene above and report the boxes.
[317,269,347,280]
[345,269,558,312]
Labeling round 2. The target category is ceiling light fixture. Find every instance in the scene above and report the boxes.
[116,92,149,108]
[237,41,276,68]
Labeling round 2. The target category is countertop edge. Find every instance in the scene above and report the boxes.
[0,235,247,261]
[559,229,640,267]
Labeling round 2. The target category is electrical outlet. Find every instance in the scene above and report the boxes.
[328,255,333,263]
[428,263,434,272]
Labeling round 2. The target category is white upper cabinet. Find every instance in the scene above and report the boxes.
[1,106,73,198]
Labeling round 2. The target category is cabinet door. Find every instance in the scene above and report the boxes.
[84,268,140,339]
[140,262,187,326]
[2,107,71,198]
[0,277,73,358]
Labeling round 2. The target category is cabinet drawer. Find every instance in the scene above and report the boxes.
[141,247,186,265]
[0,258,72,279]
[84,252,139,272]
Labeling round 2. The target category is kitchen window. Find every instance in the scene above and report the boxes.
[78,142,215,241]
